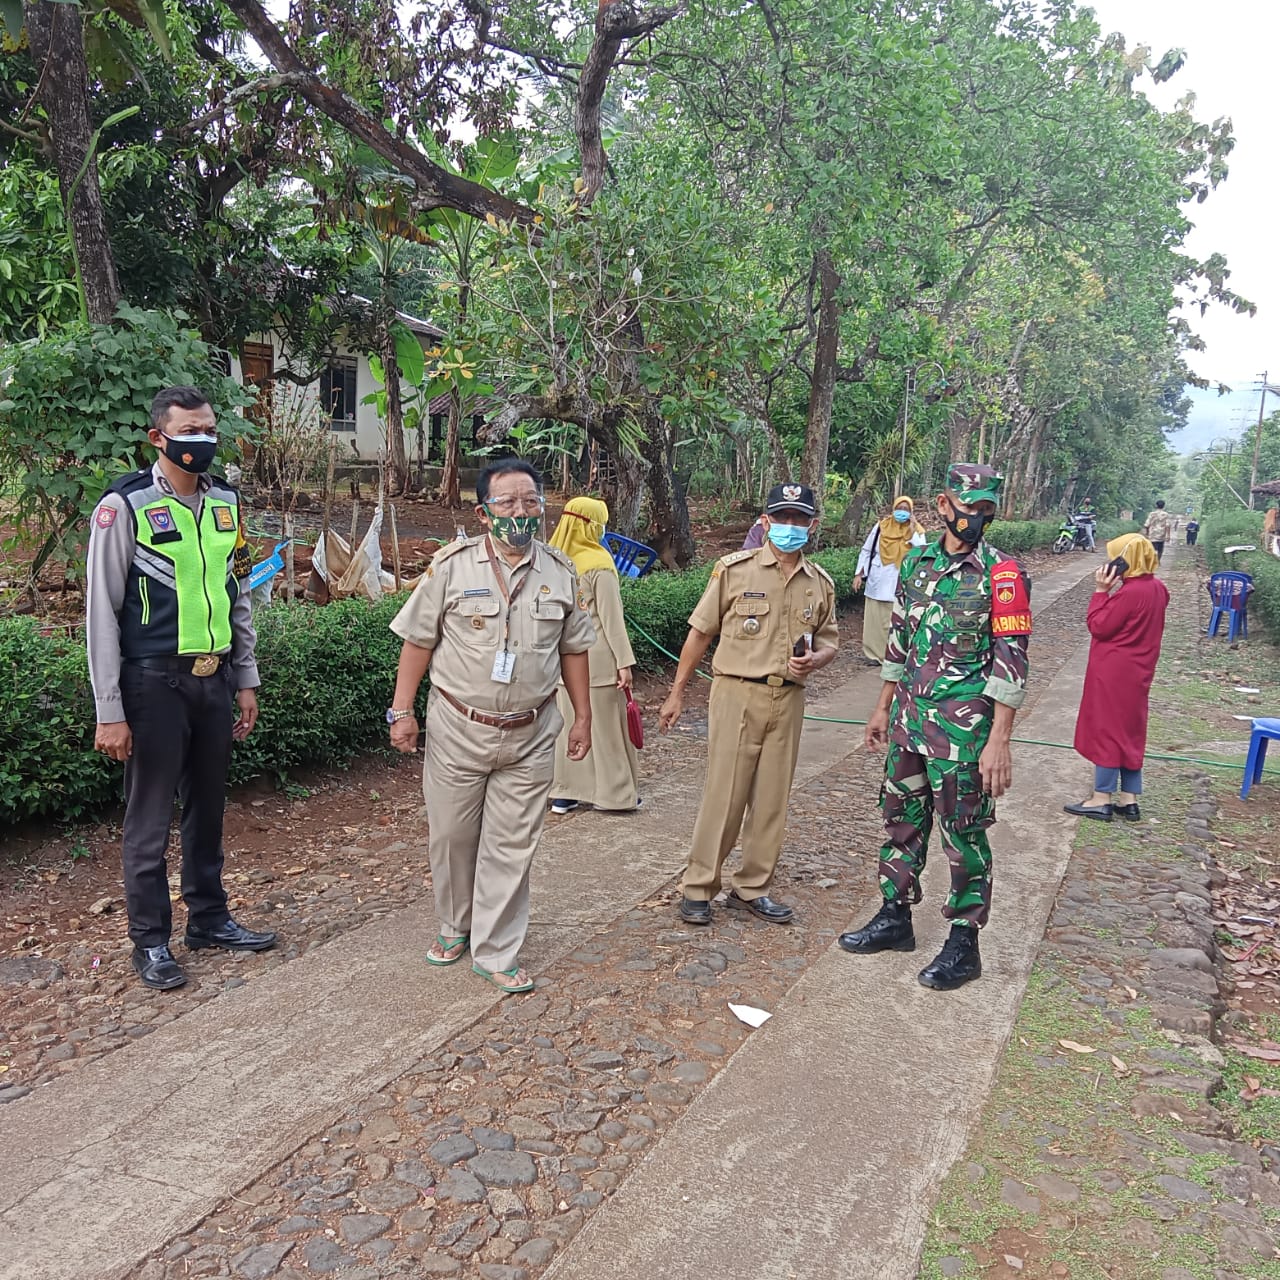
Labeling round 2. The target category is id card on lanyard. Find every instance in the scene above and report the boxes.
[485,537,530,683]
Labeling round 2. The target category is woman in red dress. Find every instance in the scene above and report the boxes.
[1064,534,1169,823]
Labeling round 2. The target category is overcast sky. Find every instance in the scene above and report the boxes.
[1083,1,1279,450]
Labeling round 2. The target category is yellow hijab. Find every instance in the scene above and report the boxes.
[549,496,617,576]
[1106,533,1159,578]
[876,496,925,569]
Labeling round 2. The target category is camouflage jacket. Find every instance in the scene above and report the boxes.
[881,539,1030,762]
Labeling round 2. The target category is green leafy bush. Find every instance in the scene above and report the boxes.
[0,304,252,582]
[1202,510,1280,638]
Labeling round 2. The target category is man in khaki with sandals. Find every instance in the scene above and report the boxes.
[388,459,594,994]
[659,482,839,927]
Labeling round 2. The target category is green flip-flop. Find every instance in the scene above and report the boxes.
[471,963,534,994]
[426,934,469,967]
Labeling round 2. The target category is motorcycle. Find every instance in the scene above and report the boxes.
[1052,512,1096,554]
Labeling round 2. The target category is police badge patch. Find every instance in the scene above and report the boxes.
[212,506,236,532]
[146,508,174,534]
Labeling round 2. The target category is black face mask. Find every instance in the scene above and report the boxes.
[943,500,989,548]
[160,432,218,475]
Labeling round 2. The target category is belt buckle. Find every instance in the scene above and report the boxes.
[766,674,784,688]
[191,655,220,677]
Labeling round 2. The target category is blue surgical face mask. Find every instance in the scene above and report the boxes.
[892,509,911,523]
[767,521,809,553]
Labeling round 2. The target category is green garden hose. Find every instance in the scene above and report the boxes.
[625,616,1277,777]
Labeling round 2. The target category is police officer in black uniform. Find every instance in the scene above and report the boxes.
[86,386,276,989]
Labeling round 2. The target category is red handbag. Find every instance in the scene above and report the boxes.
[624,687,644,750]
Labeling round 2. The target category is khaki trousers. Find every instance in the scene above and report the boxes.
[861,596,894,662]
[422,688,562,971]
[681,677,806,901]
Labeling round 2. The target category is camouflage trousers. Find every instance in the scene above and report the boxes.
[877,742,995,927]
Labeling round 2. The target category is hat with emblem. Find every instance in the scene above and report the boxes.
[945,462,1003,506]
[765,482,817,516]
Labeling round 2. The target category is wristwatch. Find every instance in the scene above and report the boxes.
[386,708,414,724]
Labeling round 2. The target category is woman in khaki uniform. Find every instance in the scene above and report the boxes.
[547,497,640,813]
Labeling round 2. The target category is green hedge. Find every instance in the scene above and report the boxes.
[1202,510,1279,638]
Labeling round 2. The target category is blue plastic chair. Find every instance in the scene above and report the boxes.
[1207,571,1252,642]
[247,540,291,591]
[602,532,659,579]
[1241,718,1280,799]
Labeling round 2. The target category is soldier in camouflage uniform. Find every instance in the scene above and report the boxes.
[839,463,1031,990]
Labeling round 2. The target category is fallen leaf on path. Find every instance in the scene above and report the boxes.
[1242,1076,1263,1101]
[1003,1257,1024,1271]
[1124,986,1138,1000]
[284,866,307,875]
[1111,1054,1129,1074]
[1227,1042,1280,1063]
[1058,1039,1096,1054]
[88,896,114,915]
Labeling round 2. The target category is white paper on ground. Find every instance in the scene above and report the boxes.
[728,1002,772,1028]
[1234,687,1261,694]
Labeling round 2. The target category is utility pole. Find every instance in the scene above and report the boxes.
[1249,370,1280,508]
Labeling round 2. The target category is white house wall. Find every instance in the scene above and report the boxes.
[229,330,423,464]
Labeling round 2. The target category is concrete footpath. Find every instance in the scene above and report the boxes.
[546,643,1091,1280]
[0,555,1095,1280]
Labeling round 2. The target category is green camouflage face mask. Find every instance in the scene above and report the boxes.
[486,511,540,548]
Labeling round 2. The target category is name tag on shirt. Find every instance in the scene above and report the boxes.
[741,591,767,599]
[464,588,492,597]
[491,651,516,684]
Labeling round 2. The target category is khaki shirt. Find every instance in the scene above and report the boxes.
[689,544,839,684]
[391,536,595,714]
[1143,509,1173,543]
[578,567,637,687]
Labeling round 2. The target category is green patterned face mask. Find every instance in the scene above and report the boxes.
[486,511,540,548]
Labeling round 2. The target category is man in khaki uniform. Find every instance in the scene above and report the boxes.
[388,459,595,994]
[659,483,839,926]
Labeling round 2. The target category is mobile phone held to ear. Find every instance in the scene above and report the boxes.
[1106,556,1128,577]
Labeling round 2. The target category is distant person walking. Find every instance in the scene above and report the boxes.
[1264,505,1279,557]
[1185,517,1199,547]
[547,497,641,815]
[1142,500,1173,563]
[1064,535,1169,823]
[853,497,927,663]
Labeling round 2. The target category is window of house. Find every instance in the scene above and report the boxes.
[320,357,358,430]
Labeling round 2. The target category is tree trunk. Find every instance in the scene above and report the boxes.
[603,441,645,536]
[638,408,696,568]
[380,318,408,496]
[438,389,464,507]
[799,248,841,490]
[26,1,121,324]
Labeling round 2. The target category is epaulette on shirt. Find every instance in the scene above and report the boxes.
[810,559,835,587]
[424,537,469,577]
[543,543,577,572]
[720,548,757,568]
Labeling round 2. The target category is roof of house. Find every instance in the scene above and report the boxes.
[1250,478,1280,496]
[347,294,445,339]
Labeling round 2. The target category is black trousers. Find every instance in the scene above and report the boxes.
[1186,530,1197,545]
[120,662,235,946]
[1151,540,1165,561]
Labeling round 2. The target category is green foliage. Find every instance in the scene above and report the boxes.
[985,520,1063,555]
[1202,510,1280,639]
[0,619,118,825]
[0,305,252,582]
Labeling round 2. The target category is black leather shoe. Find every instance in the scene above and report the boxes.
[185,918,278,952]
[838,900,915,954]
[1117,803,1141,822]
[1063,801,1113,822]
[131,944,187,990]
[725,892,794,924]
[918,925,981,991]
[679,897,712,925]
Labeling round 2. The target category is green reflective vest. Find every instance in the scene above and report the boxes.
[107,469,241,658]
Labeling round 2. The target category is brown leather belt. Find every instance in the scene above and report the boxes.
[437,687,554,730]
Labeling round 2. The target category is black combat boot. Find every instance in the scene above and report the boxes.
[917,924,981,990]
[837,900,915,954]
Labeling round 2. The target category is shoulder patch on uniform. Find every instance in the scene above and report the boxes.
[430,539,468,567]
[542,543,576,571]
[95,505,117,529]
